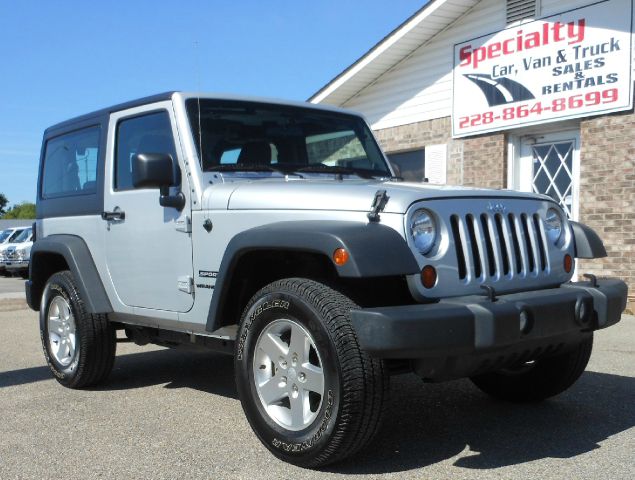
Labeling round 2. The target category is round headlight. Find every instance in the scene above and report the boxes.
[545,208,563,244]
[411,209,436,255]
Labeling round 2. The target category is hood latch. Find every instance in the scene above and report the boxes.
[367,190,389,222]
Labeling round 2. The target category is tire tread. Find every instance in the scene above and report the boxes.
[241,278,387,467]
[42,271,116,389]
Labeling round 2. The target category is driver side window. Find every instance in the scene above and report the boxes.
[115,111,178,191]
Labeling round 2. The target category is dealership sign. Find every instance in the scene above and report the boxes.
[452,0,633,137]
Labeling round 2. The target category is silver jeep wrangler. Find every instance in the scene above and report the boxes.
[27,92,627,467]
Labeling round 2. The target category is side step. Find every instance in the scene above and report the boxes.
[122,324,237,354]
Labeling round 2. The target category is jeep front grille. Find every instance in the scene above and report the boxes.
[449,212,549,282]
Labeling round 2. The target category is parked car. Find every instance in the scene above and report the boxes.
[4,238,33,278]
[0,227,28,245]
[0,227,31,275]
[27,92,628,467]
[0,229,12,244]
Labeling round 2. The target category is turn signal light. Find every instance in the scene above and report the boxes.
[564,254,573,273]
[333,248,350,266]
[421,265,437,289]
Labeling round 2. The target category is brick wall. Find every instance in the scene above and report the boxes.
[373,116,506,188]
[460,134,507,189]
[578,110,635,311]
[374,117,456,182]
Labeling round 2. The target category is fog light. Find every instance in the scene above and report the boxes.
[564,254,573,273]
[421,265,437,289]
[333,248,349,266]
[575,298,593,325]
[519,309,533,334]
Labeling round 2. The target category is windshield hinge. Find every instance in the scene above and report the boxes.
[367,190,389,222]
[176,216,191,233]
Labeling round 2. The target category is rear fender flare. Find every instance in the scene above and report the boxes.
[28,235,112,313]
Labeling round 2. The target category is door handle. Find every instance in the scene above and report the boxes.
[101,210,125,221]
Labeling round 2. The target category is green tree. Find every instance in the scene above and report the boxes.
[2,202,36,219]
[0,193,7,215]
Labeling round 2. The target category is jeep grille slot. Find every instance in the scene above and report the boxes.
[521,214,535,273]
[508,214,524,274]
[450,211,549,283]
[450,215,467,279]
[494,214,510,275]
[533,214,547,271]
[465,214,482,279]
[480,214,496,277]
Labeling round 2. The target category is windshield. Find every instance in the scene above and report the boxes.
[6,229,26,243]
[0,230,11,243]
[13,228,30,243]
[186,99,392,178]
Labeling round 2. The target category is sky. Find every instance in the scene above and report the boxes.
[0,0,423,206]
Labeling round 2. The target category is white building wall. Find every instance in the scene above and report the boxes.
[540,0,635,71]
[344,0,635,129]
[540,0,602,15]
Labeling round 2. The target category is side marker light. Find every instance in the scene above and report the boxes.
[333,248,350,266]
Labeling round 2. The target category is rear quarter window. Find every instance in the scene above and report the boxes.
[41,126,100,198]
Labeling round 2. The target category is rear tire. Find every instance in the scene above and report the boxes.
[40,270,116,388]
[235,278,387,467]
[470,335,593,402]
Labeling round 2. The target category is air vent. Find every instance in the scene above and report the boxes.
[507,0,536,24]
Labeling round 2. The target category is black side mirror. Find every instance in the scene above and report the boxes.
[132,153,177,188]
[132,153,185,210]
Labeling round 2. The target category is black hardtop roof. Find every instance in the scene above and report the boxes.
[44,91,363,138]
[45,91,177,136]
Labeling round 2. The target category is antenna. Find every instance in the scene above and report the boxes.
[194,40,203,164]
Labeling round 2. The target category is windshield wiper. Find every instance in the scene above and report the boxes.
[295,165,378,179]
[206,163,284,174]
[206,163,306,179]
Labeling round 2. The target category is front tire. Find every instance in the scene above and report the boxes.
[470,335,593,402]
[40,270,116,388]
[235,278,387,468]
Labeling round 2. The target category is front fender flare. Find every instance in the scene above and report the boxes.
[206,221,419,331]
[570,221,607,259]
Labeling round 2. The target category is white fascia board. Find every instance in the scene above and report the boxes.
[310,0,455,104]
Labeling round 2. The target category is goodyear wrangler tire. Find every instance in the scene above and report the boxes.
[235,278,388,467]
[39,270,116,388]
[470,334,593,403]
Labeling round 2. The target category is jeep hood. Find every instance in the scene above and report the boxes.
[202,179,547,214]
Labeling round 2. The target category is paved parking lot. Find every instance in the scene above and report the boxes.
[0,283,633,479]
[0,275,25,299]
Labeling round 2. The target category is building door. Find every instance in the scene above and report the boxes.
[517,131,581,220]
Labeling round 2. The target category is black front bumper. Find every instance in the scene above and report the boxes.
[351,279,627,363]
